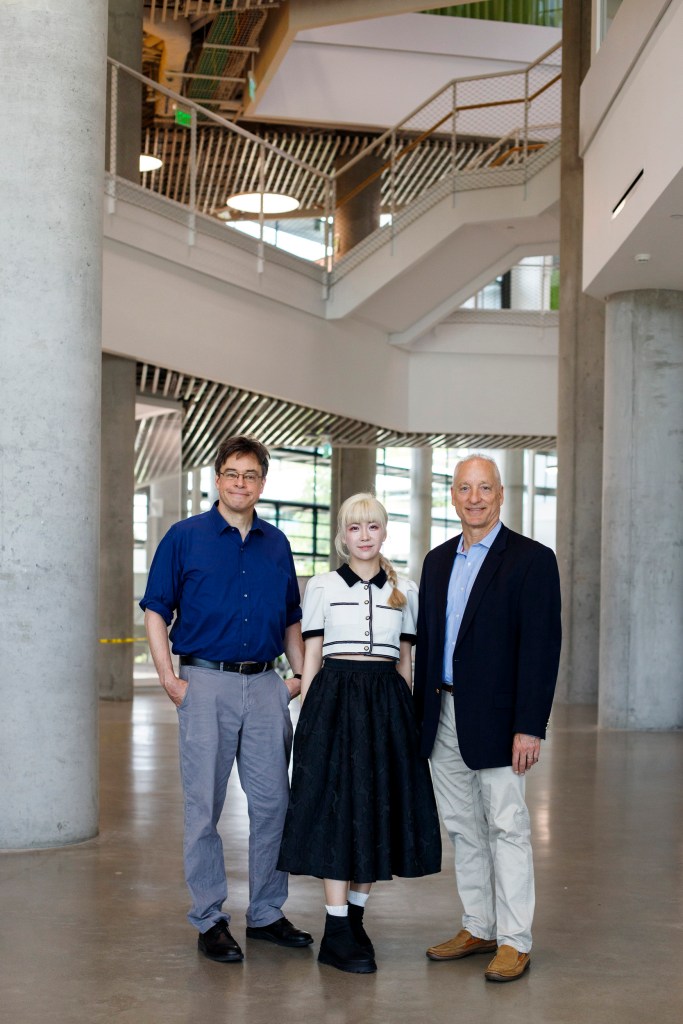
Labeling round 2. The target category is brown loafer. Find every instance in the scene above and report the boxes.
[485,944,530,982]
[426,929,497,960]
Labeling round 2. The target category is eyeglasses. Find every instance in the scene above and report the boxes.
[219,470,263,484]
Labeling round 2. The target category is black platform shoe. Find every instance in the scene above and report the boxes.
[347,902,375,957]
[318,913,377,974]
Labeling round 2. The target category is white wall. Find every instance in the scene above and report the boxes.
[581,0,683,296]
[254,14,560,129]
[103,195,558,438]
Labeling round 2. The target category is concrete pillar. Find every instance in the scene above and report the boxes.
[409,447,433,583]
[0,0,108,848]
[334,153,383,256]
[555,0,606,705]
[599,291,683,729]
[329,447,376,568]
[191,468,204,517]
[524,450,537,539]
[106,0,143,182]
[147,472,183,561]
[503,449,525,535]
[99,355,136,700]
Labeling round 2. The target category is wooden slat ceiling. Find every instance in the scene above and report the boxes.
[139,125,496,218]
[134,362,556,485]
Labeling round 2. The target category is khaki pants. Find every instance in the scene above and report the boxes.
[430,692,535,952]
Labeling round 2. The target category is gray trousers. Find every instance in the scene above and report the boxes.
[177,665,293,932]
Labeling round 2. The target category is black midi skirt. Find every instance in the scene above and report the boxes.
[277,658,442,883]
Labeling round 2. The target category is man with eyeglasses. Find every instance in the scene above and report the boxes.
[141,435,311,963]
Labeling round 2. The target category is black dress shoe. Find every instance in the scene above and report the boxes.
[198,920,244,962]
[246,916,313,947]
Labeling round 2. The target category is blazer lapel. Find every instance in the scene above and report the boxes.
[455,525,508,649]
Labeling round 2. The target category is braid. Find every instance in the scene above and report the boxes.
[379,555,407,608]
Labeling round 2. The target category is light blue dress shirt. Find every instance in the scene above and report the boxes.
[442,520,503,684]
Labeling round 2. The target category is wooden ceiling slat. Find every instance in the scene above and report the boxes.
[135,361,554,485]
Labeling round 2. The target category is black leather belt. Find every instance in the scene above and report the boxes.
[179,656,274,675]
[441,683,454,693]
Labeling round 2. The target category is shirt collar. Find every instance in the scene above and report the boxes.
[210,501,264,535]
[457,519,503,554]
[337,563,388,589]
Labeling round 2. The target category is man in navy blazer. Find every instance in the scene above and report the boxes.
[414,454,561,983]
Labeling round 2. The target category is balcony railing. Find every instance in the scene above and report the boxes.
[105,40,561,278]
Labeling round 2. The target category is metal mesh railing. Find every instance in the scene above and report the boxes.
[107,40,561,278]
[330,41,561,279]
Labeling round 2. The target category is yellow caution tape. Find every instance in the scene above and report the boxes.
[98,637,146,644]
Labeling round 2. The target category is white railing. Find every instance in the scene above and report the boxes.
[106,40,561,279]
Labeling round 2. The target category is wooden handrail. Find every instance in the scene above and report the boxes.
[336,71,562,209]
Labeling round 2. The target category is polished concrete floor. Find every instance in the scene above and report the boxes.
[1,691,682,1024]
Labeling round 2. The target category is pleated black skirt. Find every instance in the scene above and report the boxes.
[277,659,442,883]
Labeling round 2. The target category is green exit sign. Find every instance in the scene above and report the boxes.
[175,110,191,127]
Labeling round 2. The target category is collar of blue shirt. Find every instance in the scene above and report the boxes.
[210,502,265,535]
[457,519,503,554]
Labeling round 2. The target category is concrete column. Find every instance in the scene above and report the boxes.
[147,472,183,561]
[190,468,204,517]
[524,451,537,539]
[555,0,606,704]
[599,291,683,730]
[503,449,525,535]
[106,0,143,181]
[329,447,376,568]
[0,0,108,848]
[99,355,136,700]
[409,447,433,583]
[334,153,383,256]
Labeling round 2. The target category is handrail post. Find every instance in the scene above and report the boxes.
[523,66,530,193]
[329,177,337,275]
[389,129,396,247]
[107,62,118,213]
[451,81,458,204]
[189,108,197,246]
[258,143,265,275]
[323,177,333,297]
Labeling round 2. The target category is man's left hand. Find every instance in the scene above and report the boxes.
[284,676,301,700]
[512,733,541,775]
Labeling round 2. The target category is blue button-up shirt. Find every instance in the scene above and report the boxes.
[140,504,302,662]
[442,520,502,684]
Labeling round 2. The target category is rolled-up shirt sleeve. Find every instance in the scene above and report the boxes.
[285,546,303,627]
[139,528,180,626]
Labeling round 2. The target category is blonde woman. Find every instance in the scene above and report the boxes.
[278,493,441,974]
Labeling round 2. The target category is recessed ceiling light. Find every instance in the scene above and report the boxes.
[139,154,163,172]
[634,253,651,263]
[223,192,300,216]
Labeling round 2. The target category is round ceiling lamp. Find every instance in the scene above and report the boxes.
[222,192,300,216]
[139,154,163,172]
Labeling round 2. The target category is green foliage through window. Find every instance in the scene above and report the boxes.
[422,1,562,28]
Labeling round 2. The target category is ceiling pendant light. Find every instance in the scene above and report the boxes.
[221,192,300,217]
[139,154,163,172]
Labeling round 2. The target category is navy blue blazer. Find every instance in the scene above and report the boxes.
[414,524,561,769]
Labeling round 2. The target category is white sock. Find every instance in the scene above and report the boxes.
[347,891,369,908]
[325,904,348,917]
